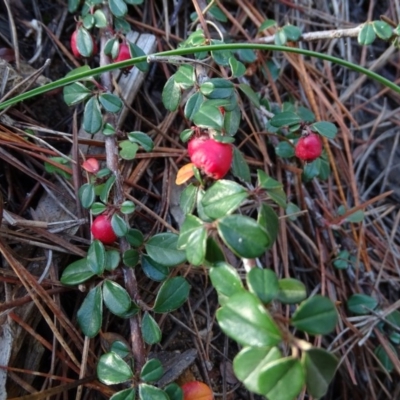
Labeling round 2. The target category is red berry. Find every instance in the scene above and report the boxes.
[91,215,117,245]
[113,43,132,71]
[188,136,233,180]
[82,158,100,174]
[295,133,322,162]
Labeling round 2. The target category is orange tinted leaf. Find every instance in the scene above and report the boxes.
[176,163,195,185]
[182,381,213,400]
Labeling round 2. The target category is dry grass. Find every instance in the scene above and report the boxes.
[1,0,400,399]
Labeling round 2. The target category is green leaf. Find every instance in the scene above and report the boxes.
[258,357,304,400]
[180,183,198,215]
[100,175,116,203]
[119,140,139,160]
[109,0,128,17]
[208,4,227,22]
[218,215,270,258]
[123,249,139,267]
[153,277,190,313]
[127,131,154,152]
[247,268,279,304]
[93,9,107,28]
[229,56,246,78]
[120,200,136,215]
[270,111,301,128]
[127,42,148,72]
[358,22,376,45]
[63,82,91,106]
[274,28,287,46]
[184,92,204,121]
[138,384,169,400]
[105,250,121,271]
[99,93,123,113]
[164,383,183,400]
[210,40,232,66]
[76,27,94,57]
[282,24,302,41]
[110,340,130,359]
[373,20,393,40]
[114,17,131,35]
[233,346,282,394]
[97,352,133,385]
[177,215,207,266]
[303,348,338,399]
[77,286,103,338]
[174,64,195,89]
[311,121,337,139]
[347,294,378,315]
[259,19,276,31]
[87,240,106,275]
[277,278,307,304]
[145,233,187,267]
[111,213,129,237]
[297,106,315,122]
[126,229,144,247]
[83,96,102,134]
[223,106,241,136]
[217,291,282,347]
[180,128,194,143]
[91,202,107,215]
[102,123,116,136]
[200,78,234,99]
[291,295,338,335]
[162,76,181,111]
[238,83,260,108]
[110,388,135,400]
[201,180,248,220]
[333,250,350,270]
[103,280,132,316]
[302,158,320,181]
[60,258,95,285]
[141,358,164,382]
[68,0,79,12]
[204,237,225,265]
[210,262,244,305]
[192,102,224,130]
[275,141,295,158]
[142,312,162,345]
[231,147,251,183]
[257,203,279,250]
[346,209,365,223]
[78,183,95,209]
[375,344,395,373]
[141,254,169,282]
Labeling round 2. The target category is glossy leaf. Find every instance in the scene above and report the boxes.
[164,383,183,400]
[180,183,198,215]
[247,268,279,304]
[257,203,279,250]
[87,240,106,274]
[204,237,225,265]
[275,141,295,158]
[110,388,135,400]
[93,9,107,28]
[127,41,149,72]
[110,340,131,359]
[60,258,95,285]
[238,83,260,108]
[127,131,154,152]
[184,92,204,121]
[216,291,282,347]
[291,295,338,335]
[83,96,102,134]
[103,280,132,316]
[231,147,251,183]
[142,312,162,345]
[311,121,337,139]
[140,358,163,382]
[358,22,376,45]
[162,76,181,111]
[109,0,128,17]
[201,180,248,220]
[138,383,168,400]
[259,19,276,31]
[78,183,95,209]
[372,20,393,40]
[63,82,91,105]
[120,200,136,215]
[270,111,301,128]
[258,357,304,400]
[233,346,282,394]
[192,102,224,130]
[282,24,302,41]
[153,277,190,313]
[111,213,129,237]
[97,352,133,385]
[123,249,139,267]
[274,28,287,45]
[145,233,187,267]
[141,255,169,282]
[126,229,144,247]
[210,262,244,305]
[218,215,269,258]
[76,27,94,57]
[174,64,196,89]
[200,78,234,99]
[303,348,338,399]
[257,170,286,207]
[347,294,378,315]
[229,56,246,78]
[277,278,307,304]
[77,286,102,337]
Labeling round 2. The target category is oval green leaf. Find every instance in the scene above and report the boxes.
[277,278,307,304]
[60,258,95,285]
[247,268,279,304]
[347,293,378,315]
[153,277,190,313]
[77,286,103,338]
[140,358,164,382]
[103,280,132,316]
[145,233,187,267]
[87,240,106,274]
[142,312,162,345]
[210,262,244,305]
[97,352,133,385]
